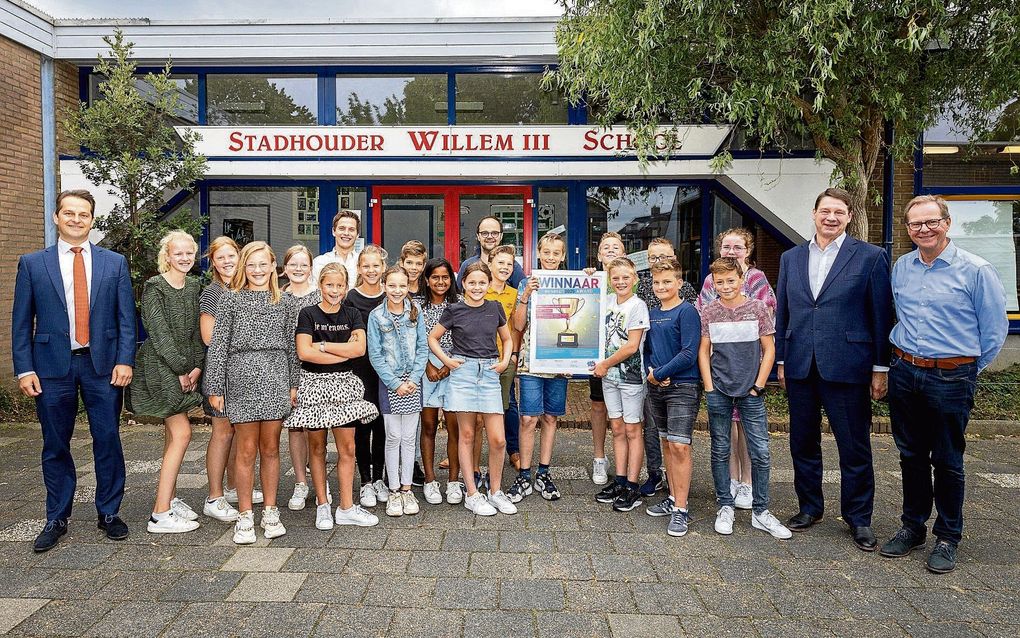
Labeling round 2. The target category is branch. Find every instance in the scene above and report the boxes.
[790,94,847,164]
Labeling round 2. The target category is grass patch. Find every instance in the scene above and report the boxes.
[0,384,37,422]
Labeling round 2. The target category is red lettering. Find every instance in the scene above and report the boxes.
[228,131,243,152]
[371,134,384,151]
[256,136,271,151]
[494,134,512,151]
[324,135,339,151]
[357,134,369,151]
[306,135,322,151]
[407,130,439,151]
[290,134,305,151]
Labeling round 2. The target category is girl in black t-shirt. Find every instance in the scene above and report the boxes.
[285,263,380,530]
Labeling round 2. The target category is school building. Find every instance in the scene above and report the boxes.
[2,0,1018,377]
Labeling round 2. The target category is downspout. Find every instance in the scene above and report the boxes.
[41,55,57,246]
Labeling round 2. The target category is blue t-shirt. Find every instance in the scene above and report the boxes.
[643,302,701,384]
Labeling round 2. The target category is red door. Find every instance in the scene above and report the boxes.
[371,185,533,273]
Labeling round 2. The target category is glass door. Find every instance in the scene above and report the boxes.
[371,185,533,271]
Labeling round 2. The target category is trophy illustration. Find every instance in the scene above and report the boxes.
[553,296,585,347]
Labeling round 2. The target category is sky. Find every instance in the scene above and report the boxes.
[24,0,562,21]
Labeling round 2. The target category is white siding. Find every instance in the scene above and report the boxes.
[0,0,54,55]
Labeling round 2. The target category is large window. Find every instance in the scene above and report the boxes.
[945,198,1020,312]
[88,74,199,125]
[208,186,321,258]
[207,74,317,125]
[586,185,702,284]
[336,74,447,125]
[455,73,567,124]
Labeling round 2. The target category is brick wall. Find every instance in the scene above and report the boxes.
[54,60,79,157]
[0,35,45,381]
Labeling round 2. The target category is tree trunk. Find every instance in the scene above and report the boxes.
[845,170,870,242]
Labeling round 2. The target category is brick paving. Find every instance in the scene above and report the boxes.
[0,421,1018,637]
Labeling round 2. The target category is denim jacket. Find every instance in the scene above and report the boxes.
[367,298,429,391]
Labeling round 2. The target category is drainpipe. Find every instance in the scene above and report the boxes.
[41,56,57,247]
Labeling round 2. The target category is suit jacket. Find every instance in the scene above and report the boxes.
[12,243,136,378]
[774,235,892,385]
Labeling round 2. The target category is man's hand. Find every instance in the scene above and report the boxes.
[646,370,659,386]
[111,365,133,387]
[19,373,42,397]
[593,361,608,378]
[777,364,786,391]
[870,371,888,401]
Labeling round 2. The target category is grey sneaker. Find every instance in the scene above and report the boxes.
[646,495,676,517]
[667,509,690,537]
[506,474,532,503]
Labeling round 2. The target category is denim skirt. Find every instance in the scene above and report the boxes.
[444,357,504,415]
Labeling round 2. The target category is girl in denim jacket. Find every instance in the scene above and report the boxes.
[368,266,429,516]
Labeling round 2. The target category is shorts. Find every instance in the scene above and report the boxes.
[602,378,646,423]
[518,375,568,417]
[588,376,604,403]
[444,357,504,415]
[499,359,518,411]
[422,353,451,409]
[645,382,701,445]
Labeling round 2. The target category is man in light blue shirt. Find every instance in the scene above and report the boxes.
[880,195,1007,575]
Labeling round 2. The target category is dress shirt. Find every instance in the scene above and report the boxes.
[889,240,1008,372]
[311,247,359,290]
[808,232,846,299]
[59,239,93,349]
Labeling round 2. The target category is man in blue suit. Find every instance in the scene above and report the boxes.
[12,190,136,552]
[774,187,892,552]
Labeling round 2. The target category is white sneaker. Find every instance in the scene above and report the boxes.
[386,491,404,517]
[401,490,420,515]
[288,483,309,511]
[147,510,200,534]
[170,497,199,522]
[446,481,464,505]
[359,483,377,508]
[423,481,443,505]
[487,490,518,515]
[223,487,264,505]
[730,478,739,498]
[203,496,239,522]
[326,482,333,505]
[715,505,735,535]
[464,491,497,516]
[751,509,793,540]
[260,506,287,539]
[592,457,609,485]
[734,483,753,510]
[335,504,379,527]
[373,479,389,503]
[315,503,334,530]
[233,510,256,545]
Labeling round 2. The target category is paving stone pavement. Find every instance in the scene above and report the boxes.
[0,421,1018,636]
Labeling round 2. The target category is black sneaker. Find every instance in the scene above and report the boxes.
[879,527,926,558]
[97,514,129,541]
[595,482,626,503]
[412,462,425,487]
[33,519,67,553]
[612,486,643,512]
[639,473,661,496]
[926,540,958,574]
[506,474,533,503]
[535,472,561,501]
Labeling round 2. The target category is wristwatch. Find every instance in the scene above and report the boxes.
[750,384,765,396]
[319,341,326,353]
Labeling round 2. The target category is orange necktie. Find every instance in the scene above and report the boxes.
[70,247,89,346]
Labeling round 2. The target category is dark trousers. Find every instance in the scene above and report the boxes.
[642,401,663,475]
[355,365,385,483]
[505,382,520,456]
[787,361,875,527]
[888,358,976,545]
[35,353,126,522]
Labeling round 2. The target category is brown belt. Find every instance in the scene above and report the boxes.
[892,347,976,370]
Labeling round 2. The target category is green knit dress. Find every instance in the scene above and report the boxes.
[127,275,206,418]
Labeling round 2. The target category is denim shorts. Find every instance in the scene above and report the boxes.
[519,375,568,417]
[645,382,701,445]
[444,357,504,415]
[602,378,646,423]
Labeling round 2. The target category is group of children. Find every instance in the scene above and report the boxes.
[137,208,792,545]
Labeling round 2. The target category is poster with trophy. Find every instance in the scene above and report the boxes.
[527,270,607,375]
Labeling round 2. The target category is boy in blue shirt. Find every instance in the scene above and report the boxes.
[641,258,702,536]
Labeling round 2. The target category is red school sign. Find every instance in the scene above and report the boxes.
[178,125,730,158]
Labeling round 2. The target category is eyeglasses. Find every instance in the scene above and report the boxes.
[245,263,273,272]
[648,254,675,262]
[720,245,747,253]
[478,230,501,238]
[905,218,947,232]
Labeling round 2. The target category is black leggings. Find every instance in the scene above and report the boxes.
[354,364,385,483]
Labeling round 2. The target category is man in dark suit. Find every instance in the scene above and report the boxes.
[12,189,136,552]
[774,187,892,552]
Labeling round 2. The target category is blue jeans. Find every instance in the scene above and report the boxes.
[888,357,977,545]
[705,389,771,514]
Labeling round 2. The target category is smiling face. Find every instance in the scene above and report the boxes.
[537,237,566,270]
[608,264,635,296]
[167,240,197,275]
[400,254,425,282]
[489,252,515,285]
[318,271,348,306]
[212,244,239,282]
[647,242,675,264]
[905,200,951,256]
[598,237,625,266]
[652,269,679,302]
[462,269,490,302]
[384,270,409,305]
[358,253,384,286]
[333,217,359,252]
[427,265,452,299]
[477,218,503,254]
[812,196,852,242]
[712,268,744,301]
[243,249,275,291]
[284,251,311,285]
[719,233,749,267]
[53,196,94,245]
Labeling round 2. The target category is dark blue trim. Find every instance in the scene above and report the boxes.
[197,73,207,126]
[365,184,374,242]
[913,133,924,196]
[727,149,818,160]
[198,184,210,271]
[78,67,89,103]
[920,185,1020,196]
[316,74,335,126]
[566,182,587,269]
[700,188,713,277]
[129,64,555,75]
[447,72,457,126]
[1010,319,1020,335]
[157,189,197,215]
[318,181,339,255]
[196,154,720,163]
[882,121,895,261]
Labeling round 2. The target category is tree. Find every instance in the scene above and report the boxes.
[549,1,1020,238]
[64,29,206,297]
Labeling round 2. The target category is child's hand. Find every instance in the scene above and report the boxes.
[582,267,596,276]
[491,360,508,374]
[445,357,463,370]
[646,370,659,386]
[395,382,414,396]
[659,377,671,387]
[521,277,539,302]
[593,361,608,378]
